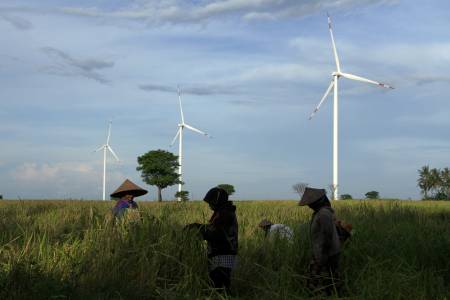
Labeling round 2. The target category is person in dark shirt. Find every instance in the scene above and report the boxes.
[299,187,341,295]
[185,187,238,293]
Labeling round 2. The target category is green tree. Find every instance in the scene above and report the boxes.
[136,150,181,202]
[439,167,450,200]
[417,165,433,199]
[175,191,189,201]
[365,191,379,199]
[217,184,235,196]
[430,168,442,196]
[340,194,353,200]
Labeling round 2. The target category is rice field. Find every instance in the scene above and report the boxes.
[0,199,449,299]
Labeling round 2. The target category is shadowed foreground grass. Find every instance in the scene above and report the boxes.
[0,200,449,299]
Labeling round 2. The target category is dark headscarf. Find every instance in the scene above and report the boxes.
[203,187,230,210]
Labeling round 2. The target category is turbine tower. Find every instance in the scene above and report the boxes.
[95,121,120,201]
[171,86,210,201]
[309,14,394,201]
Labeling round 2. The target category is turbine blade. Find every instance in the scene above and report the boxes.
[327,13,341,72]
[108,146,120,161]
[340,72,394,89]
[106,121,112,144]
[309,80,334,120]
[94,145,105,152]
[178,85,185,124]
[170,128,181,146]
[184,124,209,137]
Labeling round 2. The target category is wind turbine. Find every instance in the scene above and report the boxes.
[309,14,394,201]
[171,86,210,201]
[95,121,120,201]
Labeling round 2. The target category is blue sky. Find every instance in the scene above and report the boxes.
[0,0,449,200]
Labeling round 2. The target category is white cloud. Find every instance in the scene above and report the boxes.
[238,63,328,82]
[9,161,127,199]
[56,0,395,25]
[12,162,94,182]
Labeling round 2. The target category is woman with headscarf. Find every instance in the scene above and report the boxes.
[185,187,238,293]
[299,187,341,295]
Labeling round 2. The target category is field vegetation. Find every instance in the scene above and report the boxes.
[0,200,449,299]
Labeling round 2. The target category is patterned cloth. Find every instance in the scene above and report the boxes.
[209,255,238,271]
[112,199,138,217]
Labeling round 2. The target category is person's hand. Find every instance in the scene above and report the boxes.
[183,223,203,231]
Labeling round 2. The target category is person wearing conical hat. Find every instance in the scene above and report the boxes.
[111,179,147,218]
[299,187,341,295]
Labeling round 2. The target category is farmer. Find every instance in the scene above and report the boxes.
[299,187,341,295]
[110,179,147,218]
[185,187,238,293]
[258,219,294,241]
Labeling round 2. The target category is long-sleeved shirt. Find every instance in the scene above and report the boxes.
[112,199,138,217]
[199,204,238,258]
[310,206,340,265]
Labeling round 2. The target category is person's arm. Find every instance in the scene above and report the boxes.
[200,211,232,241]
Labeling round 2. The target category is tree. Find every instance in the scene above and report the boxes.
[340,194,353,200]
[292,182,308,198]
[365,191,379,199]
[136,150,181,202]
[217,184,235,196]
[440,167,450,199]
[418,165,433,199]
[430,168,442,195]
[175,191,189,201]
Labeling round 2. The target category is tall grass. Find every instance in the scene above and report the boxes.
[0,200,449,299]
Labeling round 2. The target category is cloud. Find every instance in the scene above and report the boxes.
[139,83,241,95]
[59,0,396,25]
[0,13,32,30]
[40,47,114,84]
[9,161,126,199]
[238,63,327,82]
[12,162,94,183]
[395,111,450,126]
[412,76,450,86]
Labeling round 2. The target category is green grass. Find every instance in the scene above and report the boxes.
[0,200,449,299]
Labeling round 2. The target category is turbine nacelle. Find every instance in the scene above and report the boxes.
[331,71,341,77]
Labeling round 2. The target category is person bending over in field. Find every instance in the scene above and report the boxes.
[185,187,238,293]
[299,187,341,296]
[110,179,147,219]
[258,219,294,241]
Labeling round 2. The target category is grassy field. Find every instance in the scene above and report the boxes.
[0,199,449,299]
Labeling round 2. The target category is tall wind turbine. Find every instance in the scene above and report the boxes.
[309,14,394,201]
[171,86,210,201]
[95,121,120,201]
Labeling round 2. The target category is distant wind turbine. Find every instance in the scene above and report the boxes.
[171,86,210,201]
[95,121,120,201]
[309,14,394,201]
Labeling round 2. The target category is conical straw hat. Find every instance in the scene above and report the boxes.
[298,187,326,206]
[110,179,148,198]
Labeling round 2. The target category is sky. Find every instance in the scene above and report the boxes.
[0,0,449,200]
